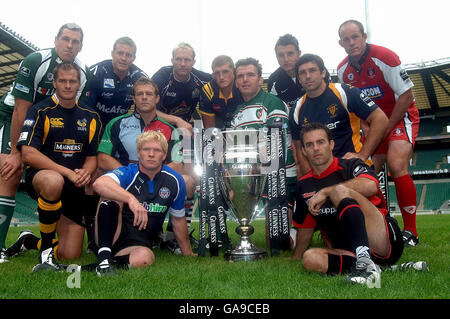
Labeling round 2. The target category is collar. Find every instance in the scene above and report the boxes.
[172,69,191,83]
[311,157,342,179]
[349,43,371,71]
[219,87,233,102]
[51,94,78,108]
[134,110,158,125]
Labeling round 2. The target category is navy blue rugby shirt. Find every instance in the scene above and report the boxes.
[289,82,378,158]
[88,59,148,127]
[152,66,211,123]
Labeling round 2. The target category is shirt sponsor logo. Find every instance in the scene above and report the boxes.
[96,103,127,115]
[23,119,35,126]
[326,121,341,130]
[103,78,115,89]
[101,92,114,98]
[14,83,30,94]
[319,207,336,215]
[142,202,167,213]
[360,86,383,100]
[54,139,82,157]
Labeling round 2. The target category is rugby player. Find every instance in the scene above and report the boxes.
[337,20,420,246]
[292,123,403,284]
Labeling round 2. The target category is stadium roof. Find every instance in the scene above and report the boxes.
[405,58,450,114]
[0,22,449,113]
[0,22,39,96]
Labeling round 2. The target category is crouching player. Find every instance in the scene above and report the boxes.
[291,123,403,284]
[90,131,195,276]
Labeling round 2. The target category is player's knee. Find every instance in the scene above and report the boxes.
[35,172,64,198]
[56,245,82,261]
[387,159,409,178]
[301,249,323,272]
[129,247,155,268]
[329,184,351,204]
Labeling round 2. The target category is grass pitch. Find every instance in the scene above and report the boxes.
[0,214,449,300]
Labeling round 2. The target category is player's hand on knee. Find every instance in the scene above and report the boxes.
[0,152,23,181]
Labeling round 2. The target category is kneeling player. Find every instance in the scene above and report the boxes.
[291,123,403,284]
[90,131,195,276]
[6,63,101,272]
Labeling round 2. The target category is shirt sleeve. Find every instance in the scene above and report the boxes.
[78,66,91,105]
[98,117,116,155]
[198,83,215,116]
[266,99,289,125]
[288,103,302,140]
[17,105,44,150]
[344,85,379,121]
[105,165,134,188]
[168,173,187,218]
[86,65,100,108]
[346,158,380,185]
[372,56,414,97]
[11,53,41,103]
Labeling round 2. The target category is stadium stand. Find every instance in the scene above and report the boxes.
[0,22,39,96]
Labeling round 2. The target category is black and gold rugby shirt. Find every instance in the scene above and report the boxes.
[17,94,102,170]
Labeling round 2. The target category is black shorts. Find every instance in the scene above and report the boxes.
[25,168,89,227]
[325,213,403,271]
[112,211,158,256]
[371,215,404,266]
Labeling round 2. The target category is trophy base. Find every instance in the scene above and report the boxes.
[224,236,267,262]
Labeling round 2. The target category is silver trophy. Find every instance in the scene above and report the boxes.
[218,129,268,262]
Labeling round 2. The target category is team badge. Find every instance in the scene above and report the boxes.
[159,187,170,199]
[47,73,54,81]
[347,73,354,81]
[256,108,263,119]
[393,128,404,137]
[77,118,87,131]
[327,104,338,118]
[367,68,376,78]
